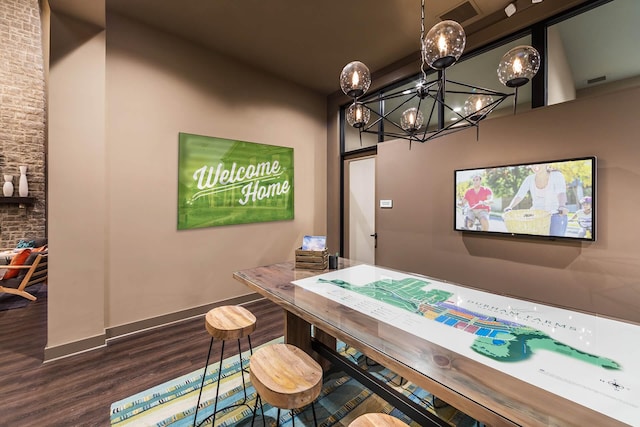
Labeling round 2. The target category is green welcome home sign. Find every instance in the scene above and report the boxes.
[178,133,294,229]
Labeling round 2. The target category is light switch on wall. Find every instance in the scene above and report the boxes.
[379,199,393,208]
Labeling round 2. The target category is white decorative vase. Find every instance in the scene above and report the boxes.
[18,166,28,197]
[3,175,14,197]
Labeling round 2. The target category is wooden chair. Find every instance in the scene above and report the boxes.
[349,413,410,427]
[250,343,323,426]
[0,252,48,301]
[193,305,257,427]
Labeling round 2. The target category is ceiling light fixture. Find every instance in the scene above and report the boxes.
[504,3,517,17]
[339,0,540,145]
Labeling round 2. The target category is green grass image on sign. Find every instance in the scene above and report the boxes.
[177,133,294,229]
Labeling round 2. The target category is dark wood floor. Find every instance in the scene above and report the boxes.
[0,287,284,426]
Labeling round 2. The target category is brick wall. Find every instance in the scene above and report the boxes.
[0,0,46,247]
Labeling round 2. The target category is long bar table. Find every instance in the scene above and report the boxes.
[233,260,638,427]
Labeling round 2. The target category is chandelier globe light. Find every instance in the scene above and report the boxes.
[339,61,372,98]
[346,102,370,128]
[339,0,541,145]
[464,93,495,122]
[497,45,541,88]
[423,20,466,70]
[400,107,424,132]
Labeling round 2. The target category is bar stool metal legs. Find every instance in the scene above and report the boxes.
[250,395,318,427]
[193,306,257,426]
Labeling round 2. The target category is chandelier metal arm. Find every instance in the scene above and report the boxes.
[445,79,512,97]
[354,80,514,144]
[368,96,416,121]
[358,87,418,103]
[364,107,414,135]
[437,70,446,130]
[423,89,439,136]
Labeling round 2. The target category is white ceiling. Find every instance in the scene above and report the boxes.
[50,1,637,97]
[100,0,592,95]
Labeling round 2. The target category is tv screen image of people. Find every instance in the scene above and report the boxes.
[454,157,595,241]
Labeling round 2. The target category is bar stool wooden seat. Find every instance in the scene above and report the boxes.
[250,343,323,426]
[193,305,257,427]
[349,413,410,427]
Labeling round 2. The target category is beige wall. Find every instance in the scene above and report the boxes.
[375,87,640,324]
[48,11,107,356]
[46,12,326,358]
[42,0,637,358]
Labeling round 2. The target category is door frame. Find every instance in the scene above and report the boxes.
[341,148,376,260]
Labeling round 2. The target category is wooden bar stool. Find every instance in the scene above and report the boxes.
[250,343,323,426]
[349,413,410,427]
[193,305,257,427]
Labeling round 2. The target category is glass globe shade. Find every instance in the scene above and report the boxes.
[497,45,541,88]
[340,61,372,98]
[423,20,466,70]
[400,107,424,132]
[464,94,494,121]
[346,102,370,128]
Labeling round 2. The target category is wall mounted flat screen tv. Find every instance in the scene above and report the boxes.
[455,157,595,241]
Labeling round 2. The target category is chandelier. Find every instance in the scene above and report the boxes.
[339,0,541,144]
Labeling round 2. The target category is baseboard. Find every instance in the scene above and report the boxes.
[44,333,107,362]
[105,293,261,341]
[43,292,262,362]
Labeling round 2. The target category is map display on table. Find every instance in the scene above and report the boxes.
[292,265,639,425]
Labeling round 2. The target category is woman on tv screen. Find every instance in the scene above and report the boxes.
[504,163,568,237]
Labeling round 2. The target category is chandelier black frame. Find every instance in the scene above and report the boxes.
[353,73,513,144]
[340,0,541,145]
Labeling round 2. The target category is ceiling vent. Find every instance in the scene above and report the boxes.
[587,75,606,85]
[440,1,479,23]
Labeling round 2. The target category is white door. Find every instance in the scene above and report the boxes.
[349,157,376,264]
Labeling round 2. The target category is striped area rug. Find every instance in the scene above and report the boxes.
[110,338,477,426]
